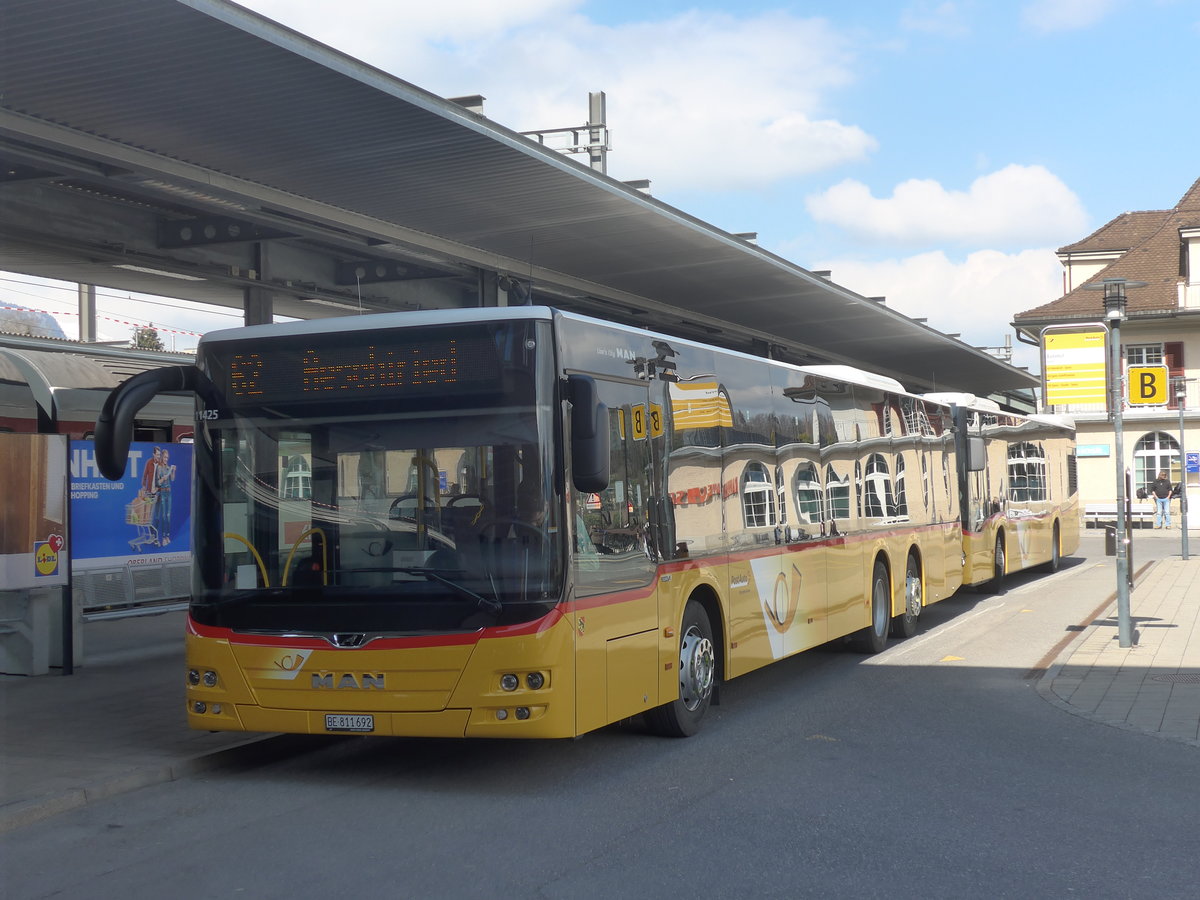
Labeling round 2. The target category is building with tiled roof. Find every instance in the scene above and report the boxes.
[1013,178,1200,525]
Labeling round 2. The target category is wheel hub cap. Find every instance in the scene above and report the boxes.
[906,574,922,618]
[679,627,714,711]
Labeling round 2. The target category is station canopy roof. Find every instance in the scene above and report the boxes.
[0,0,1036,396]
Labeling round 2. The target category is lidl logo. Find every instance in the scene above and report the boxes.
[34,534,65,577]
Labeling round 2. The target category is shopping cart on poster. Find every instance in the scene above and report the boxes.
[126,493,159,551]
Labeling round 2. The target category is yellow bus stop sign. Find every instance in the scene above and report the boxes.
[1128,365,1169,405]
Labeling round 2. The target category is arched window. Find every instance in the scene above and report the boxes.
[894,454,908,518]
[282,454,312,500]
[863,454,893,519]
[825,465,850,521]
[741,461,777,527]
[1134,432,1181,492]
[794,463,823,525]
[775,464,788,526]
[1008,442,1047,502]
[854,460,863,518]
[921,454,931,512]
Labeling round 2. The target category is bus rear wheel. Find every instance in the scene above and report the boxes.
[890,554,922,639]
[646,600,715,737]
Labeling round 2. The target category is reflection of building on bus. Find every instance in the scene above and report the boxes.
[94,307,1079,741]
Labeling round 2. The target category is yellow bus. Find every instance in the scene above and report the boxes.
[94,307,1078,738]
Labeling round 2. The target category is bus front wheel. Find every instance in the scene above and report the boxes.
[854,559,890,654]
[646,600,715,737]
[986,533,1006,593]
[1041,523,1061,573]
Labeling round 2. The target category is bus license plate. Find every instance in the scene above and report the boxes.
[325,713,374,733]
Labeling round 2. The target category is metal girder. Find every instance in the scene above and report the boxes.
[157,216,296,248]
[334,258,454,286]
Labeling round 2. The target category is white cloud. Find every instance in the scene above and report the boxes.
[814,248,1065,374]
[805,165,1089,247]
[900,2,971,37]
[1020,0,1120,34]
[237,2,876,193]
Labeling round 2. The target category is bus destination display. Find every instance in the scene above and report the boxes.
[223,335,500,403]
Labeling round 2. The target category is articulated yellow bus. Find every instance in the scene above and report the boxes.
[95,307,1078,738]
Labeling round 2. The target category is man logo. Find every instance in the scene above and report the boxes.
[312,673,385,690]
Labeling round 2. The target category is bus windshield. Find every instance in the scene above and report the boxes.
[190,319,563,635]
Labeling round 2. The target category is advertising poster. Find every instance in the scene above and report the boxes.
[0,433,69,589]
[69,440,192,574]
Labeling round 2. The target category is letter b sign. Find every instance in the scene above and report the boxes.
[1128,366,1169,406]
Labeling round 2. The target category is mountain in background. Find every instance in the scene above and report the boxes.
[0,302,69,340]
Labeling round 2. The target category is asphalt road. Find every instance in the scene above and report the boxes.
[4,535,1198,899]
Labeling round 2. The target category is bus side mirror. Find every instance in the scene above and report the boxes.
[95,365,201,480]
[967,435,986,472]
[568,374,610,493]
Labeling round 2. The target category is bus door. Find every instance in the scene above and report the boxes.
[573,379,659,732]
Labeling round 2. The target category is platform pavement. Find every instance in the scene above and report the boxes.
[1039,532,1200,745]
[3,531,1199,834]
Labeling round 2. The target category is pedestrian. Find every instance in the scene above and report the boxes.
[1151,470,1173,528]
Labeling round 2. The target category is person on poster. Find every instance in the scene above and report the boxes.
[141,446,162,499]
[154,447,177,545]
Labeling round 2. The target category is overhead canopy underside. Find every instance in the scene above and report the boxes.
[0,0,1035,396]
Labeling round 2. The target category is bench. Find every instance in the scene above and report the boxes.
[1083,502,1157,528]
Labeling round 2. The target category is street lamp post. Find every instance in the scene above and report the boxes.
[1085,277,1147,648]
[1177,377,1189,561]
[1105,281,1133,648]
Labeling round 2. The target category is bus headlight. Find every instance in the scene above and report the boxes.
[526,672,545,690]
[187,669,200,686]
[500,674,519,692]
[202,670,219,687]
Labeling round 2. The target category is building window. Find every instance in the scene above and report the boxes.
[921,454,931,511]
[1007,441,1047,502]
[794,463,823,525]
[1133,432,1180,493]
[894,454,908,518]
[742,461,777,528]
[825,465,850,521]
[1125,344,1164,366]
[282,454,312,500]
[863,453,894,519]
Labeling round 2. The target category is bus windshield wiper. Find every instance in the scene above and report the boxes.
[394,567,502,616]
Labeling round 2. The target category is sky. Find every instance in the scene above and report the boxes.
[6,0,1199,375]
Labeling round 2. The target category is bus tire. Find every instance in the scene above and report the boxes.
[1041,523,1061,573]
[986,532,1006,593]
[890,553,921,639]
[646,600,716,737]
[854,559,890,654]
